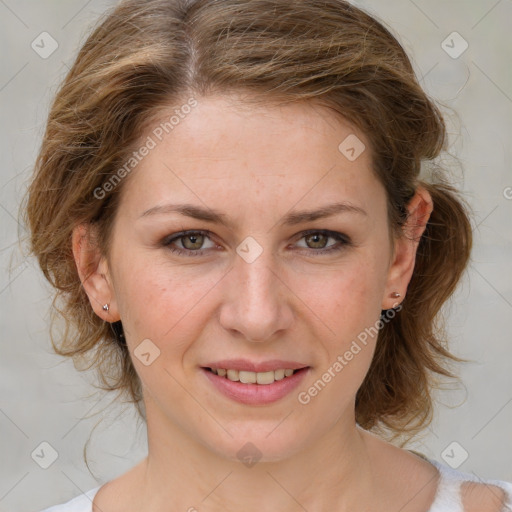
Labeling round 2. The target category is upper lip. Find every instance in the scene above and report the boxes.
[202,359,309,373]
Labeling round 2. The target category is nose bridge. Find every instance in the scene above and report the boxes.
[234,231,279,291]
[239,247,276,299]
[220,239,292,341]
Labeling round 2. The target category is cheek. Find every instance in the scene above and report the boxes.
[112,223,390,354]
[113,250,220,351]
[304,257,387,334]
[112,258,211,401]
[303,256,389,395]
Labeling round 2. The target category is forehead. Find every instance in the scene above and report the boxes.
[116,94,384,221]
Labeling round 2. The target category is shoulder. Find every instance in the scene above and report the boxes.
[460,480,511,512]
[427,457,512,512]
[38,487,101,512]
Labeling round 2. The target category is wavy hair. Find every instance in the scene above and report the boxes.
[23,0,473,443]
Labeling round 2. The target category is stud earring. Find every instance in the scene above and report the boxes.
[102,304,110,312]
[391,292,401,298]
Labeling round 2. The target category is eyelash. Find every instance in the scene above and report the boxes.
[162,229,352,257]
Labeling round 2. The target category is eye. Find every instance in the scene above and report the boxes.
[162,229,351,257]
[162,230,217,257]
[293,229,351,256]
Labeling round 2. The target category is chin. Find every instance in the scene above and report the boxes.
[200,424,308,465]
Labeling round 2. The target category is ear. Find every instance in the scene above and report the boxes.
[381,186,433,310]
[71,224,120,322]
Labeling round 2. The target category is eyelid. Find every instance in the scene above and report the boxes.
[162,229,351,257]
[162,229,218,250]
[293,228,351,243]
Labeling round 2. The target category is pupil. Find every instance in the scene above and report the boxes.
[308,233,326,248]
[184,234,202,249]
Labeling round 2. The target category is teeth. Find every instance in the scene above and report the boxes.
[274,369,285,380]
[227,369,239,381]
[210,368,299,384]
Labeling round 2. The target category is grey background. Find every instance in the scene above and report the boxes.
[1,0,511,510]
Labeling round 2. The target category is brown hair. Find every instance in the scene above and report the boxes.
[23,0,473,443]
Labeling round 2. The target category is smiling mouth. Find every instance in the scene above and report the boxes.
[203,367,306,385]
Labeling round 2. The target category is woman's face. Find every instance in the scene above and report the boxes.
[80,94,414,462]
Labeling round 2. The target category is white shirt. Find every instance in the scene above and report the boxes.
[39,457,512,511]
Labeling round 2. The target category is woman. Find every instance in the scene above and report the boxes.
[25,0,512,510]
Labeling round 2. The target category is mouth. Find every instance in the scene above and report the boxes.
[200,365,311,405]
[202,366,307,385]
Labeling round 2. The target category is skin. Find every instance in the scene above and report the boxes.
[73,93,443,512]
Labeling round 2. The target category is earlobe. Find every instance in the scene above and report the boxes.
[381,186,433,310]
[71,224,120,322]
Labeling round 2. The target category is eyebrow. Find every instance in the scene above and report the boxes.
[139,201,367,228]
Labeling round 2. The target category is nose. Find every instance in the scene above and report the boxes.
[218,247,294,342]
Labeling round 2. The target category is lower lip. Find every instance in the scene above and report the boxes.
[201,367,310,405]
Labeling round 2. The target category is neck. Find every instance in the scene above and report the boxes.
[139,399,377,511]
